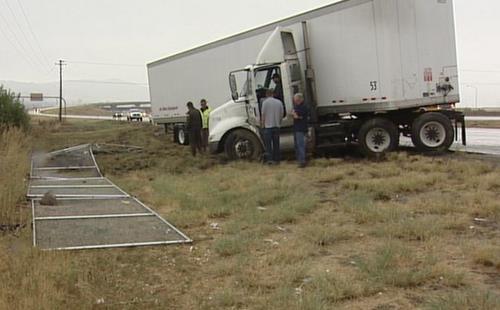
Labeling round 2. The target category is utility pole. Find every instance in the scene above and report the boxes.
[56,60,66,122]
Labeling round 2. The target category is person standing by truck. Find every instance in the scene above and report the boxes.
[200,99,211,153]
[272,73,284,103]
[261,89,284,165]
[186,101,202,157]
[292,93,309,168]
[272,73,287,118]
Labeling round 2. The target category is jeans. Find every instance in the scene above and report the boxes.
[294,131,306,165]
[263,127,280,163]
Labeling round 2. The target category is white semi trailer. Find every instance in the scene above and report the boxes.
[147,0,466,159]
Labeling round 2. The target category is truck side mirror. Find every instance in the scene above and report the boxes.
[229,74,238,101]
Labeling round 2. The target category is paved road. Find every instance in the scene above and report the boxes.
[452,128,500,156]
[31,111,151,122]
[401,127,500,156]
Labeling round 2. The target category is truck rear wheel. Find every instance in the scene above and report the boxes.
[358,118,399,157]
[174,126,189,146]
[411,112,454,154]
[224,129,262,161]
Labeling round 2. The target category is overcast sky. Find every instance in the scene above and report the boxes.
[0,0,499,107]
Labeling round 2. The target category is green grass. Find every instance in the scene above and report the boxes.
[0,118,499,309]
[357,241,437,288]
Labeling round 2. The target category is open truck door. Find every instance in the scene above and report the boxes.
[228,68,260,127]
[255,28,304,128]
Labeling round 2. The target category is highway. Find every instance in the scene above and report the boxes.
[31,111,151,122]
[451,128,500,156]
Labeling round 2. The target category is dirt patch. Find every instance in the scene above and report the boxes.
[0,224,26,234]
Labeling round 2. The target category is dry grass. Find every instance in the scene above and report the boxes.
[43,104,113,117]
[0,128,30,226]
[0,118,499,309]
[426,289,500,310]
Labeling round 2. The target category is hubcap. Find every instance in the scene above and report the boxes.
[178,129,185,145]
[366,128,391,153]
[420,121,446,147]
[234,139,252,158]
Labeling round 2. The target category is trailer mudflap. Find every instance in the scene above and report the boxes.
[447,111,466,146]
[454,112,467,146]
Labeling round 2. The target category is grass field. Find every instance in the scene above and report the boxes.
[0,118,499,309]
[43,104,113,117]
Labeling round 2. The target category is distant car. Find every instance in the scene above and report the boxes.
[127,109,143,122]
[112,112,124,119]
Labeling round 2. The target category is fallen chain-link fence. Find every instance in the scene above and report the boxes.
[29,144,191,250]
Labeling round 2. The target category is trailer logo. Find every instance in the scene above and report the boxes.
[159,106,179,111]
[424,68,433,82]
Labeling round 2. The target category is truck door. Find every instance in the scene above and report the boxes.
[253,65,286,125]
[282,59,304,127]
[252,28,305,128]
[229,69,259,127]
[280,31,304,128]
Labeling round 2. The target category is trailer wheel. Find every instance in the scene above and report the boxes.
[411,112,454,154]
[174,125,189,146]
[358,118,399,157]
[224,129,262,161]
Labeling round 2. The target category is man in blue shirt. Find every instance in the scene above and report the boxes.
[292,93,309,168]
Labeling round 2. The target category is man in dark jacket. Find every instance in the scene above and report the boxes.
[292,93,309,168]
[186,101,202,156]
[272,73,284,103]
[272,73,287,118]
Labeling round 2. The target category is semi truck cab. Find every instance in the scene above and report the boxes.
[209,28,304,160]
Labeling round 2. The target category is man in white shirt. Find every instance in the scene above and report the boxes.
[261,88,284,164]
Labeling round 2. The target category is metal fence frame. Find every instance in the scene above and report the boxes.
[29,144,192,251]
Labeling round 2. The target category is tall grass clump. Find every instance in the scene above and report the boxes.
[0,128,30,225]
[0,85,30,130]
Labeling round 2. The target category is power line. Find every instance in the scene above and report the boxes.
[66,60,145,68]
[14,0,52,70]
[0,2,45,73]
[461,82,500,86]
[66,80,148,86]
[0,12,39,72]
[461,69,500,74]
[3,0,50,72]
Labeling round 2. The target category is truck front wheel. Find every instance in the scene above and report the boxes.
[224,129,262,161]
[411,112,454,154]
[358,118,399,158]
